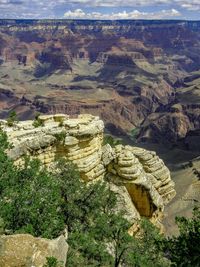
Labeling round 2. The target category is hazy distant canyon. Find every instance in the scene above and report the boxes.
[0,19,200,149]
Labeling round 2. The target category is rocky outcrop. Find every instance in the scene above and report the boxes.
[0,234,68,267]
[0,114,176,229]
[105,144,176,230]
[138,102,200,145]
[97,52,145,64]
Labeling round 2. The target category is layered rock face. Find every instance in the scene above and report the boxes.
[0,114,176,229]
[0,234,68,267]
[0,20,200,146]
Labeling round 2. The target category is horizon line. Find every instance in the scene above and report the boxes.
[0,18,200,22]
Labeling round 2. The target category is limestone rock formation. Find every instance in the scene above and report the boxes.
[0,234,68,267]
[0,114,176,228]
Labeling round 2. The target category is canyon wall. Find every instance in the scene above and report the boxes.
[0,19,200,146]
[0,114,176,229]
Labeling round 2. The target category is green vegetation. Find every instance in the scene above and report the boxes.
[54,132,66,144]
[130,128,140,144]
[66,215,168,267]
[6,111,18,127]
[0,130,199,266]
[162,207,200,266]
[43,257,63,267]
[33,113,44,128]
[103,135,122,147]
[0,157,64,238]
[0,130,63,238]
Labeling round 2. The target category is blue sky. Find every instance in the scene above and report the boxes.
[0,0,200,20]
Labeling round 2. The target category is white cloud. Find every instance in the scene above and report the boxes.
[0,0,199,19]
[180,1,200,11]
[64,8,86,18]
[64,8,181,20]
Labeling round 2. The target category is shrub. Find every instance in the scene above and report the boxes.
[33,113,44,128]
[103,135,122,147]
[130,128,140,143]
[161,207,200,266]
[0,157,65,238]
[43,257,63,267]
[54,132,66,144]
[6,111,18,127]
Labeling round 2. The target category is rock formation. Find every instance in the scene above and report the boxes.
[0,114,176,229]
[0,19,200,146]
[0,234,68,267]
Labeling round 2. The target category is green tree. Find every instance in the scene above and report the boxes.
[96,213,134,267]
[0,130,16,201]
[57,159,116,266]
[162,207,200,267]
[124,219,169,267]
[97,216,168,267]
[0,130,169,267]
[0,130,65,238]
[0,157,65,238]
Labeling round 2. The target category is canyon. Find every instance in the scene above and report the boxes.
[0,19,200,239]
[0,19,199,267]
[0,20,200,148]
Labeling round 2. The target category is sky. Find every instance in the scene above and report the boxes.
[0,0,200,20]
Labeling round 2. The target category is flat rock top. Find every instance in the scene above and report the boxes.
[0,114,104,143]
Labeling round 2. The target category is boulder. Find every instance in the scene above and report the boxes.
[0,234,68,267]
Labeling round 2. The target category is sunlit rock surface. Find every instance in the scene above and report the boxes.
[0,114,176,229]
[0,234,68,267]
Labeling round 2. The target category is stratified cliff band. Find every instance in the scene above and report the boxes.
[0,114,176,229]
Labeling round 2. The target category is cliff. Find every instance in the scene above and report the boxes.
[0,114,176,229]
[0,19,200,146]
